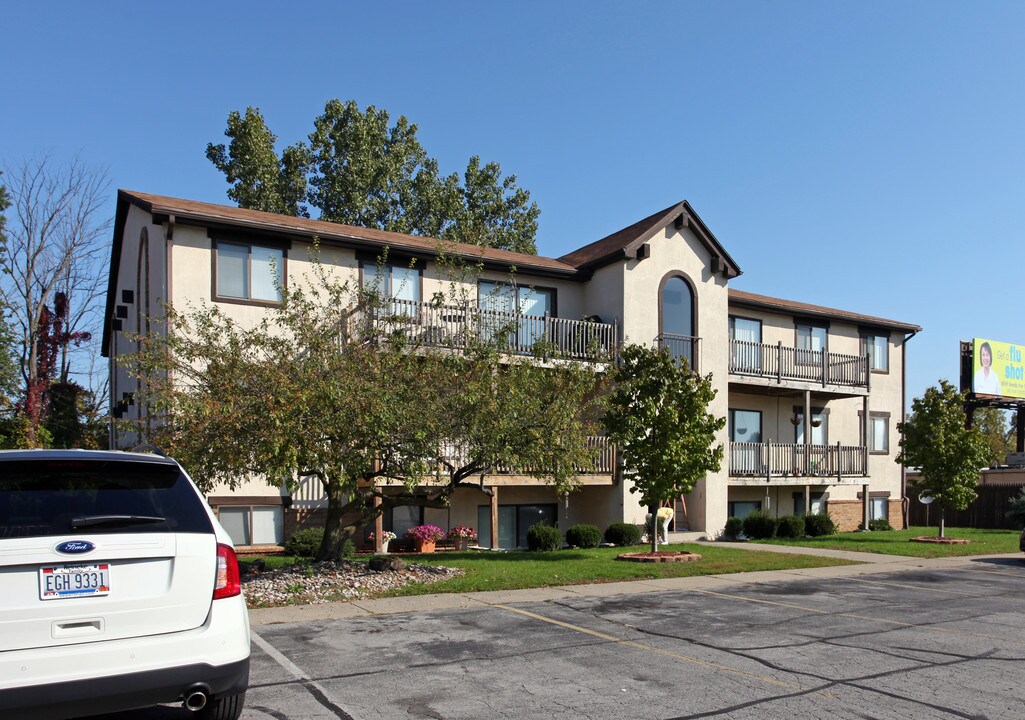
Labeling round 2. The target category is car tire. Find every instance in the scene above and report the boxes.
[196,691,246,720]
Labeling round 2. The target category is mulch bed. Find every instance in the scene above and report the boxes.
[910,536,971,545]
[617,551,703,563]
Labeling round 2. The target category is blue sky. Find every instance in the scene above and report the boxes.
[2,1,1023,410]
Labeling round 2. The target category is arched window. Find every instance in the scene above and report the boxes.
[659,273,696,369]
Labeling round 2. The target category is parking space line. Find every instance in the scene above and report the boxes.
[687,589,1015,643]
[494,604,835,697]
[835,577,984,596]
[251,630,358,720]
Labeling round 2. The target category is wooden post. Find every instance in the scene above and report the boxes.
[804,484,811,515]
[862,483,871,531]
[862,395,870,475]
[490,486,500,550]
[803,390,812,476]
[373,495,383,553]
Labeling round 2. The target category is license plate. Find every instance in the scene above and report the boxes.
[39,564,110,600]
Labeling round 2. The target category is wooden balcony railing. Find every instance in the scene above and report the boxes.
[729,340,869,389]
[729,441,867,478]
[656,333,700,372]
[441,435,614,476]
[348,298,617,360]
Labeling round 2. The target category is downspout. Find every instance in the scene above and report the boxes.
[108,312,116,449]
[901,329,919,529]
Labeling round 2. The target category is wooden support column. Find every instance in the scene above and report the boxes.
[804,483,811,515]
[862,395,870,474]
[490,486,499,550]
[803,390,812,474]
[373,495,383,552]
[862,483,871,531]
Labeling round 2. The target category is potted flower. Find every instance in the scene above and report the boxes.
[448,525,477,551]
[405,525,445,553]
[369,530,397,554]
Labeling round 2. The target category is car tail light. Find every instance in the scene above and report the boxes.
[214,543,241,599]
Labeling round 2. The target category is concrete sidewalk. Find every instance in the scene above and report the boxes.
[248,543,1024,626]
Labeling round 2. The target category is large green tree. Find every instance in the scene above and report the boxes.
[206,101,540,254]
[603,345,725,552]
[128,267,604,559]
[973,406,1012,466]
[897,380,990,538]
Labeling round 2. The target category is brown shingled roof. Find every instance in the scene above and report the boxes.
[558,200,741,278]
[120,190,578,276]
[728,289,921,332]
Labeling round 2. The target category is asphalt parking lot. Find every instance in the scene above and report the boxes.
[96,552,1025,720]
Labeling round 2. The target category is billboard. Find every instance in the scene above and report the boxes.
[972,338,1025,399]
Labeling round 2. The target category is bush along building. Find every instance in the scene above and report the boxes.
[103,191,920,549]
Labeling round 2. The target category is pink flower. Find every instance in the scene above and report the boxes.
[404,525,445,543]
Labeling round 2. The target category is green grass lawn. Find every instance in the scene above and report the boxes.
[240,543,857,600]
[752,526,1022,558]
[374,543,856,597]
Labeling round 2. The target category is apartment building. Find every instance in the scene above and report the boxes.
[103,190,919,548]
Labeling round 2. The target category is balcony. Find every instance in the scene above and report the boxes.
[442,435,614,477]
[729,340,868,390]
[656,333,700,371]
[729,441,867,481]
[347,298,618,361]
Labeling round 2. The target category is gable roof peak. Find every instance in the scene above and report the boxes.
[558,200,741,278]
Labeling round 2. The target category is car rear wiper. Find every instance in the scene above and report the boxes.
[70,515,167,529]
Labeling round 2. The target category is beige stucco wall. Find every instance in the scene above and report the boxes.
[618,223,731,536]
[725,309,907,512]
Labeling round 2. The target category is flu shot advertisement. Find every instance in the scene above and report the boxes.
[973,338,1025,399]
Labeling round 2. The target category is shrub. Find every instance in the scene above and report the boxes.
[1007,487,1025,529]
[643,515,667,543]
[566,524,602,548]
[776,515,805,538]
[742,510,777,540]
[284,527,324,558]
[722,516,744,540]
[604,522,642,546]
[526,524,563,551]
[804,512,837,537]
[867,518,894,532]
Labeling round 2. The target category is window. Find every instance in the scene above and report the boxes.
[659,274,696,368]
[217,505,284,546]
[727,500,761,518]
[361,261,421,315]
[794,408,828,445]
[478,282,554,349]
[729,410,762,476]
[796,323,827,353]
[215,242,284,302]
[476,503,557,549]
[861,332,889,372]
[870,496,888,521]
[729,317,762,372]
[860,412,890,454]
[729,410,762,442]
[793,492,827,516]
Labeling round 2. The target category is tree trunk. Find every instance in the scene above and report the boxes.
[317,479,353,561]
[938,507,946,539]
[649,501,659,553]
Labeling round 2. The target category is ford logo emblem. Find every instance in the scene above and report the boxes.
[56,540,95,554]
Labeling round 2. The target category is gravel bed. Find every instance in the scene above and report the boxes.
[241,559,463,608]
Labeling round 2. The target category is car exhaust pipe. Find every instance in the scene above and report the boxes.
[183,684,210,712]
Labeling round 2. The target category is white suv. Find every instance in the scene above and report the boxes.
[0,449,250,720]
